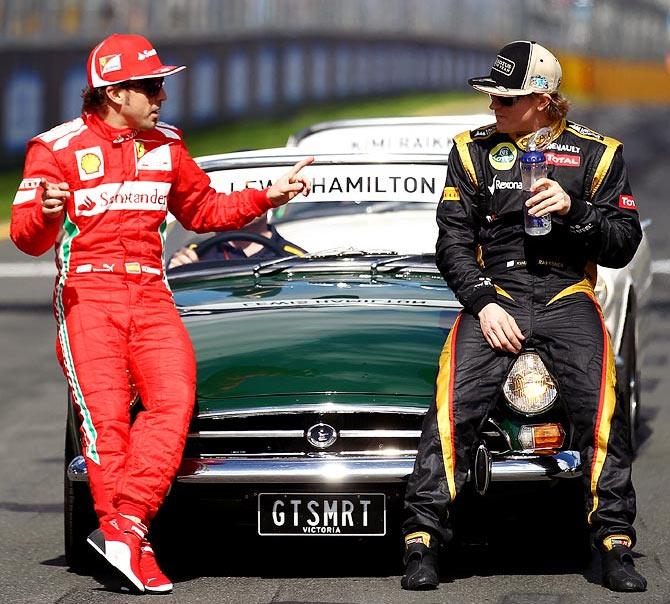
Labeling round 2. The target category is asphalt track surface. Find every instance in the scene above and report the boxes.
[1,106,669,604]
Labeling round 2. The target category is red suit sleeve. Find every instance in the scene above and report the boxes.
[10,141,65,256]
[168,142,275,233]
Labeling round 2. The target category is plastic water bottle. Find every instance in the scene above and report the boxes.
[521,149,551,236]
[521,139,552,236]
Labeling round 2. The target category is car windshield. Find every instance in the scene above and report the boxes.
[165,155,448,271]
[271,200,436,223]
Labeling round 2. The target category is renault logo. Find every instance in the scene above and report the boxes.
[306,423,337,449]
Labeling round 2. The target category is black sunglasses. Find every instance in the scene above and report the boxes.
[489,94,522,107]
[120,78,165,97]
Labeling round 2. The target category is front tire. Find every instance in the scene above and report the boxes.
[618,314,640,453]
[64,412,98,572]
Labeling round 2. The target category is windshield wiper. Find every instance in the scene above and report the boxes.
[251,249,399,276]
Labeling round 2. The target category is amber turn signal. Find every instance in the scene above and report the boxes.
[518,423,565,452]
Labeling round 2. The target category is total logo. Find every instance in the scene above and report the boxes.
[487,175,522,195]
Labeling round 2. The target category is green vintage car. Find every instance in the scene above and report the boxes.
[65,151,636,566]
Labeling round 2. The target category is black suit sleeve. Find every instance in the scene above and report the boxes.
[436,142,497,314]
[563,146,642,268]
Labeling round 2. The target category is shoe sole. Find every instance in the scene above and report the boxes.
[400,578,439,590]
[87,530,145,593]
[145,584,174,594]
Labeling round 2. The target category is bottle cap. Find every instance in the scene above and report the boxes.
[521,149,545,163]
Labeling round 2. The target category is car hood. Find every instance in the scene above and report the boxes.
[174,274,458,414]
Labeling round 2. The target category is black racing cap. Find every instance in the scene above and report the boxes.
[468,41,562,97]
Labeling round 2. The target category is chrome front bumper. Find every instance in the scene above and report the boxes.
[67,450,581,484]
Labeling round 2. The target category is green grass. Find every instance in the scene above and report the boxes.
[0,91,488,223]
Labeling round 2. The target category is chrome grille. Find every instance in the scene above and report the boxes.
[185,410,423,458]
[185,409,512,458]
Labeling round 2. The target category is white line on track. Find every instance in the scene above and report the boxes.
[651,259,670,275]
[0,262,56,277]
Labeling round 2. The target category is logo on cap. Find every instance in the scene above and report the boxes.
[137,48,157,61]
[530,75,549,90]
[492,55,515,76]
[99,54,122,76]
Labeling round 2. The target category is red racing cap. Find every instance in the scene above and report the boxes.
[87,33,186,88]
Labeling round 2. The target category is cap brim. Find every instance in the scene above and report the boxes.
[129,65,187,81]
[467,76,534,97]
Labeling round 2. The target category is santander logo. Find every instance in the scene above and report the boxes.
[74,182,171,217]
[77,197,96,213]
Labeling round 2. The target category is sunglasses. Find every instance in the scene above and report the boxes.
[121,78,165,97]
[489,94,522,107]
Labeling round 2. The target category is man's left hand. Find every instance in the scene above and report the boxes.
[267,156,314,207]
[525,178,571,217]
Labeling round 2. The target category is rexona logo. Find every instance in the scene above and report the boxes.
[487,175,522,195]
[488,143,517,170]
[74,182,171,217]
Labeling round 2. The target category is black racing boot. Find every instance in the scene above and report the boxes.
[601,545,647,592]
[400,532,439,590]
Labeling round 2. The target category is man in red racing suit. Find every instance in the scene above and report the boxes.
[10,33,313,594]
[401,41,646,593]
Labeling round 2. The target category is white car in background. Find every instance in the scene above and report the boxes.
[286,115,652,446]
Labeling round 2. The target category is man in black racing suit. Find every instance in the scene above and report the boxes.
[401,41,646,593]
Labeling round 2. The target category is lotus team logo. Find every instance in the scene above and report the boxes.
[489,142,517,170]
[492,55,515,76]
[306,423,337,449]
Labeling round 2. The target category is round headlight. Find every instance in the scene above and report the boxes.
[503,352,558,415]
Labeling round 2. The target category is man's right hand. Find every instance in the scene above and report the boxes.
[478,302,525,353]
[40,178,70,220]
[168,246,200,268]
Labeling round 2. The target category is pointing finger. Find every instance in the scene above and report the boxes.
[288,156,314,176]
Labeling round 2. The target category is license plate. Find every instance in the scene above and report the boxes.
[258,493,386,536]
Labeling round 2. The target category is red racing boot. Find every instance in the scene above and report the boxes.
[140,539,173,594]
[87,513,147,592]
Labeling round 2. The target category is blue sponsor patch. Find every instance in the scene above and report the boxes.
[530,75,549,90]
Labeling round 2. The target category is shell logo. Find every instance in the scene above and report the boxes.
[80,153,102,175]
